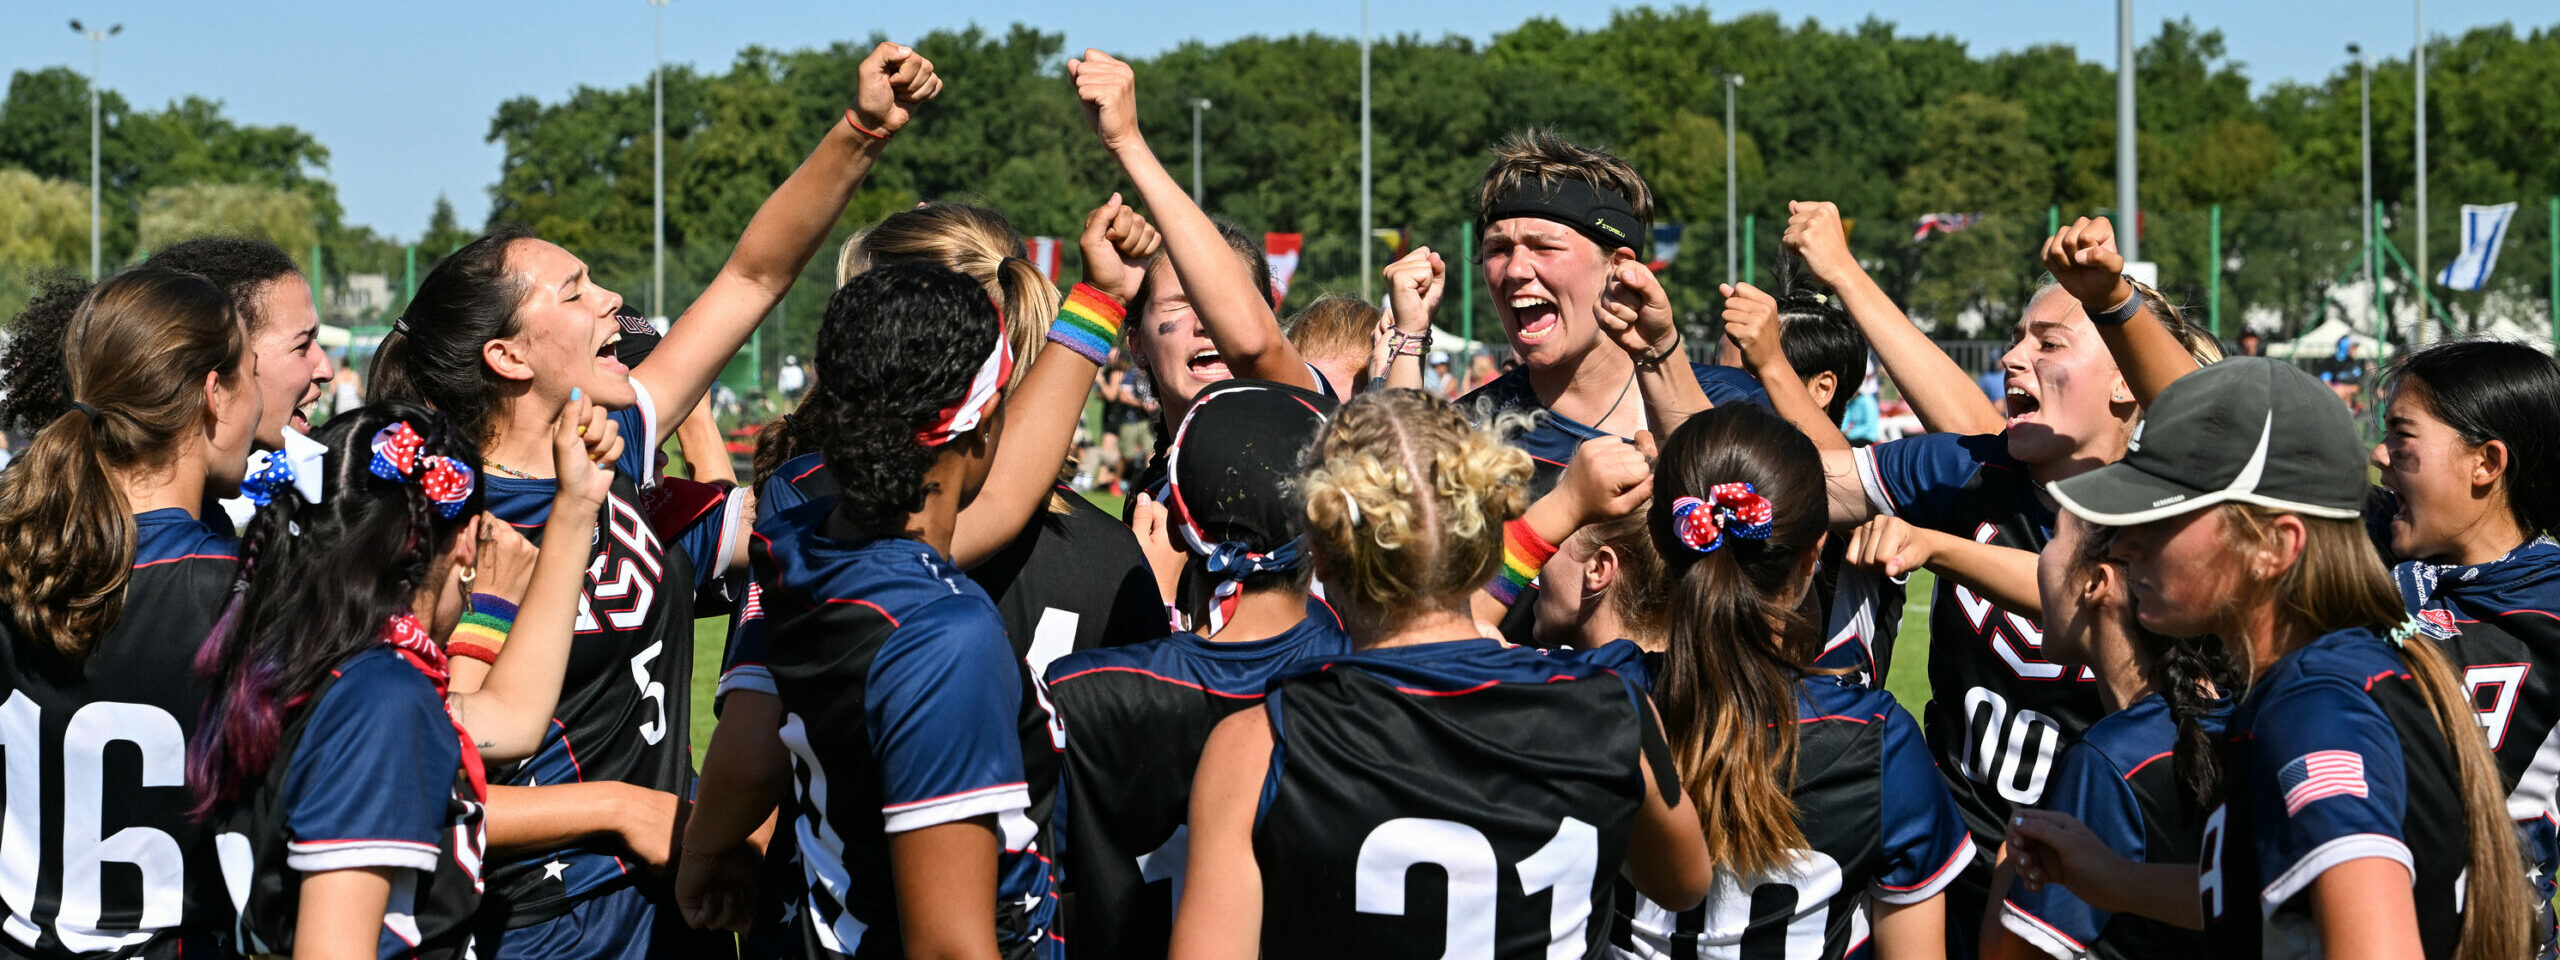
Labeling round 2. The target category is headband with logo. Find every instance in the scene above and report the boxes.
[1481,177,1646,254]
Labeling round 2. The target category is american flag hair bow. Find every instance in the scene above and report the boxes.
[368,422,478,517]
[1668,482,1776,554]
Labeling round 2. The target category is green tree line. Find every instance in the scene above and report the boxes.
[5,7,2556,370]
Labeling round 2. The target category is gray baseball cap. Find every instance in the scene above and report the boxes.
[2051,357,2367,526]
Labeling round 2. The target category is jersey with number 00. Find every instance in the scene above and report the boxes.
[1041,611,1351,960]
[473,389,730,926]
[2199,628,2469,960]
[1852,433,2101,922]
[211,646,485,960]
[1255,639,1673,959]
[1999,695,2219,960]
[1609,675,1972,960]
[752,498,1058,960]
[2398,535,2560,924]
[0,510,232,960]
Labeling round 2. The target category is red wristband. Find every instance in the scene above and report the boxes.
[843,107,892,141]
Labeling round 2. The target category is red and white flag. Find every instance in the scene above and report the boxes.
[2279,750,2368,815]
[1026,237,1064,283]
[1265,233,1303,303]
[1912,213,1979,242]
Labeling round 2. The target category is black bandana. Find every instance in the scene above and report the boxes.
[1481,178,1646,254]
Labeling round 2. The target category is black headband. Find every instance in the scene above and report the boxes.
[1481,178,1646,254]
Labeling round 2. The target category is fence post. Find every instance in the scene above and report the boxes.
[2208,204,2222,337]
[2047,205,2059,238]
[1460,226,1474,349]
[2374,201,2387,342]
[1743,214,1756,289]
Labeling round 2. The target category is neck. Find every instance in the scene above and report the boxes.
[119,453,207,518]
[1361,602,1486,652]
[1587,607,1659,653]
[487,391,564,479]
[2240,602,2313,679]
[2086,623,2157,713]
[1202,587,1307,644]
[2446,510,2531,567]
[1531,342,1639,433]
[2027,419,2134,487]
[900,457,969,558]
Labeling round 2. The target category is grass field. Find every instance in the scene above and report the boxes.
[685,551,1945,753]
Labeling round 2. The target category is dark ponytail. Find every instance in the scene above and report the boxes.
[807,262,1003,537]
[189,401,484,817]
[0,268,245,657]
[1647,404,1828,877]
[2387,339,2560,541]
[368,224,536,446]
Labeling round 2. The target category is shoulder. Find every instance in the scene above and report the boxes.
[1797,673,1900,725]
[324,646,443,706]
[2075,696,2180,773]
[131,510,239,570]
[1457,367,1534,412]
[1045,633,1186,687]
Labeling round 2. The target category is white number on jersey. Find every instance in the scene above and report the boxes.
[1960,685,2063,804]
[1353,816,1599,960]
[0,694,187,951]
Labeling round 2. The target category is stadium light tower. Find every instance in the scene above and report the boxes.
[648,0,670,321]
[69,19,120,281]
[1188,98,1212,204]
[1723,73,1744,284]
[2115,0,2139,262]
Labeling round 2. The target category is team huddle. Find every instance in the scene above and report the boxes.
[0,37,2550,960]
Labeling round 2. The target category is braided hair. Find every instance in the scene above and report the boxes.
[187,401,485,817]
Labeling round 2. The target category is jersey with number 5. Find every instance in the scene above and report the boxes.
[1255,639,1673,959]
[471,391,735,927]
[1610,676,1973,960]
[0,510,233,960]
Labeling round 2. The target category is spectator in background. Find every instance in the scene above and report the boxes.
[775,353,807,400]
[1466,350,1498,392]
[2236,328,2265,357]
[2316,334,2370,412]
[327,362,363,422]
[1423,351,1459,398]
[1842,364,1882,446]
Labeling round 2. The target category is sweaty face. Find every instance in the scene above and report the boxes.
[1481,218,1612,372]
[247,276,333,447]
[2107,508,2240,640]
[503,240,635,410]
[2373,382,2495,563]
[2001,290,2132,470]
[1132,258,1227,410]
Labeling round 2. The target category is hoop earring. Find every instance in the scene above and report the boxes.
[460,566,478,587]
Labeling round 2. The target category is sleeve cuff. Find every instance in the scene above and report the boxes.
[1998,898,2091,960]
[1852,445,1896,517]
[881,782,1030,834]
[286,838,440,874]
[716,665,777,700]
[630,378,662,487]
[713,487,748,577]
[1872,834,1976,905]
[2260,833,2414,915]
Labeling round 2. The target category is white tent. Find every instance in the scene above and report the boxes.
[2268,317,2389,363]
[2476,317,2556,354]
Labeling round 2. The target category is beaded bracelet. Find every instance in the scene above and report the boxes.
[1048,283,1129,366]
[448,593,518,663]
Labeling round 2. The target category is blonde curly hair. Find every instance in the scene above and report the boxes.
[1301,390,1532,633]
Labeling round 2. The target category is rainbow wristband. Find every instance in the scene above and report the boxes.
[1048,283,1128,366]
[1487,519,1558,608]
[449,593,517,663]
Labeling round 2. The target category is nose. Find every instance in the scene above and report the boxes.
[2000,339,2031,375]
[2369,441,2389,471]
[1501,249,1536,285]
[313,342,337,382]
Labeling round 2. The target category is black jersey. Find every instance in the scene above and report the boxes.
[1610,676,1972,960]
[1040,613,1351,960]
[1999,695,2222,960]
[2201,628,2470,959]
[1458,361,1771,497]
[1253,639,1674,959]
[1809,539,1907,688]
[210,645,485,960]
[1852,432,2102,933]
[0,509,233,960]
[2400,536,2560,917]
[474,388,731,926]
[752,498,1060,959]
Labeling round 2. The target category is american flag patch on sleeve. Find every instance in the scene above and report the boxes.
[2279,750,2369,815]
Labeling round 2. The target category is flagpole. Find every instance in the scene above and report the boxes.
[1359,0,1372,301]
[2116,0,2140,262]
[2413,0,2429,343]
[1722,73,1742,285]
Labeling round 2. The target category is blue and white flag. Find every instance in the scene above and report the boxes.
[2437,202,2518,291]
[1647,223,1684,272]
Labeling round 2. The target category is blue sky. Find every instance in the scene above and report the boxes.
[3,1,2549,239]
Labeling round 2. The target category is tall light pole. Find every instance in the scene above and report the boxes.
[2350,44,2376,334]
[1358,0,1372,300]
[648,0,669,321]
[2412,0,2429,342]
[1722,73,1744,284]
[1188,98,1212,204]
[2115,0,2139,262]
[69,19,119,281]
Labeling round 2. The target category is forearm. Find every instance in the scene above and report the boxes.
[1633,349,1710,437]
[447,509,599,762]
[2093,303,2199,407]
[1108,140,1311,388]
[483,782,648,856]
[1833,271,2003,435]
[1751,355,1850,451]
[677,399,736,485]
[1917,531,2042,620]
[954,285,1125,566]
[685,694,792,858]
[2083,861,2203,928]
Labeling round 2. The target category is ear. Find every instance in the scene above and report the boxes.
[2110,374,2133,406]
[2081,560,2119,610]
[2474,438,2511,494]
[2259,513,2309,579]
[1583,544,1622,596]
[452,515,484,573]
[1806,371,1839,412]
[482,335,537,384]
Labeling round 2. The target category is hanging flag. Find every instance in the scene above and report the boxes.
[1025,237,1063,283]
[1913,213,1979,242]
[1372,227,1412,260]
[1265,233,1303,303]
[1648,224,1685,272]
[2437,202,2518,291]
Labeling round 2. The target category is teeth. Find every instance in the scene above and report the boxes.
[1191,348,1221,362]
[2006,387,2028,398]
[1510,296,1554,309]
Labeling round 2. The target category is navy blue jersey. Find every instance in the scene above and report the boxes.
[1040,613,1351,960]
[0,509,234,960]
[2399,536,2560,922]
[212,646,484,960]
[1810,552,1906,688]
[2000,695,2221,960]
[1852,431,2101,934]
[751,498,1058,959]
[1458,361,1770,497]
[2200,628,2471,959]
[474,386,731,926]
[1612,676,1972,960]
[1253,639,1677,959]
